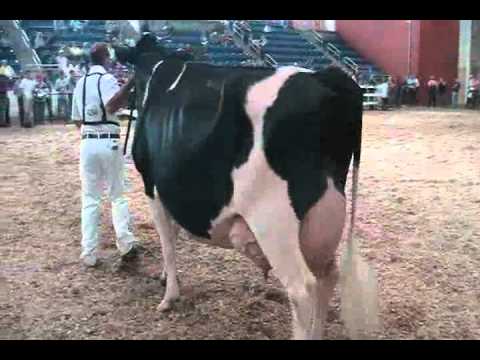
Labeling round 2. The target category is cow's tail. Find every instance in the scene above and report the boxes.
[338,103,379,339]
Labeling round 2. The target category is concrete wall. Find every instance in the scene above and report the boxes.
[470,20,480,75]
[336,20,414,79]
[336,20,460,105]
[416,20,459,103]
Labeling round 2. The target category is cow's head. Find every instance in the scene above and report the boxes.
[114,33,194,115]
[114,33,168,113]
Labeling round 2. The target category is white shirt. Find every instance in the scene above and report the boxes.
[376,82,389,98]
[71,65,120,135]
[55,77,70,92]
[18,78,37,99]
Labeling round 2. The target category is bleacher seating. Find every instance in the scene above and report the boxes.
[0,46,20,73]
[160,29,252,67]
[20,20,107,64]
[248,21,331,69]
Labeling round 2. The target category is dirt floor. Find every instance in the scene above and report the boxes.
[1,108,480,340]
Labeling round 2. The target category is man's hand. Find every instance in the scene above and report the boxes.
[106,76,136,114]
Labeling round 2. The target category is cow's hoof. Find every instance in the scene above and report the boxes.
[157,299,176,312]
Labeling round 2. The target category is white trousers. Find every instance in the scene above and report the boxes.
[79,137,137,259]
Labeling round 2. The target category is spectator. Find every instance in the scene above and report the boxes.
[393,76,404,107]
[67,69,77,117]
[451,78,461,108]
[34,72,53,122]
[209,31,221,45]
[0,59,15,78]
[376,79,389,110]
[34,31,46,49]
[407,74,420,105]
[13,73,25,126]
[387,77,397,106]
[70,20,83,32]
[466,74,479,109]
[0,33,10,47]
[438,77,447,106]
[55,71,70,118]
[0,74,11,126]
[18,70,37,127]
[427,76,438,107]
[54,20,67,34]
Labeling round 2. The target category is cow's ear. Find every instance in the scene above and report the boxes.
[114,45,136,65]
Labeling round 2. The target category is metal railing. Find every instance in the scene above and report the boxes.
[24,63,60,71]
[312,31,324,47]
[342,56,359,74]
[326,43,341,59]
[232,22,246,41]
[264,54,277,68]
[249,40,261,56]
[13,20,41,65]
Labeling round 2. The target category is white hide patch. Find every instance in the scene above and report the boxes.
[142,60,164,108]
[211,66,317,291]
[167,64,187,92]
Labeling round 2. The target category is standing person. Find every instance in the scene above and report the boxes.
[407,74,420,105]
[34,72,53,122]
[18,70,36,127]
[67,69,77,119]
[437,77,447,107]
[376,79,389,110]
[0,74,10,127]
[427,76,438,107]
[467,74,479,109]
[13,73,25,127]
[71,43,139,267]
[451,78,461,108]
[55,71,70,119]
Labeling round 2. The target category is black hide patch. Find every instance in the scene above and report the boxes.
[134,62,272,237]
[262,69,363,220]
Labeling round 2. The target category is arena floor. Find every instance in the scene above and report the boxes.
[1,109,479,339]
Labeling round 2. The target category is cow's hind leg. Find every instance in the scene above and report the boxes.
[297,178,346,339]
[149,194,180,311]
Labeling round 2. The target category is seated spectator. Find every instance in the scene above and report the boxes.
[70,20,83,32]
[0,60,15,78]
[0,34,11,47]
[34,31,46,49]
[208,31,221,45]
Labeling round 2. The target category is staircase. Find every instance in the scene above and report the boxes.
[0,20,40,69]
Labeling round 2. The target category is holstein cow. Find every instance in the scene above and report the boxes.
[114,34,378,339]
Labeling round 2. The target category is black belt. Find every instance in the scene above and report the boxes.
[82,133,120,140]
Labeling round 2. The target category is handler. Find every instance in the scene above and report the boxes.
[71,43,138,267]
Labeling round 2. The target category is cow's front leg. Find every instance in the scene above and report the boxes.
[149,195,180,311]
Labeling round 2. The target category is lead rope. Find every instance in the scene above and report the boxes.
[123,86,136,155]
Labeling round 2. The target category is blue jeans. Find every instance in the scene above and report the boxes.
[451,92,459,108]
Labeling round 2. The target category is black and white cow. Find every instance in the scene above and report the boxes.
[114,34,378,339]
